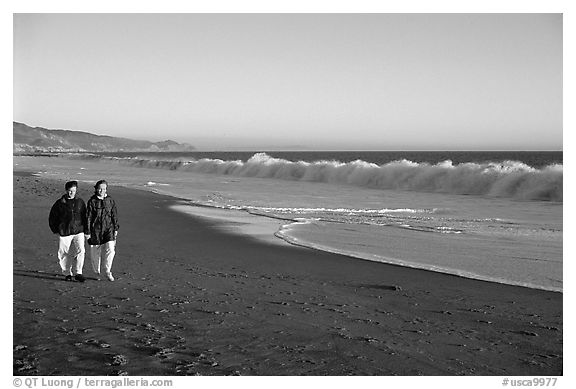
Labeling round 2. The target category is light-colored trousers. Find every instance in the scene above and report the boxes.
[90,241,116,275]
[58,232,85,276]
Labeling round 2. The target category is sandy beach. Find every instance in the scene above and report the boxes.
[13,171,562,376]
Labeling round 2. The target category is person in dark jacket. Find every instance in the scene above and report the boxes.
[86,180,119,281]
[48,180,88,282]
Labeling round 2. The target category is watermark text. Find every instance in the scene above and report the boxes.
[13,377,173,389]
[502,378,558,387]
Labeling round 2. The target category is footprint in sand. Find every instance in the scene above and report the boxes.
[109,354,128,366]
[57,327,79,335]
[512,330,539,337]
[84,339,111,348]
[174,352,219,374]
[476,319,493,324]
[14,357,38,374]
[154,348,175,359]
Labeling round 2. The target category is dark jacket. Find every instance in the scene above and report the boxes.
[86,195,119,245]
[49,195,88,237]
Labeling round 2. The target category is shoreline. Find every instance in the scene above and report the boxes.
[165,200,563,294]
[168,203,294,248]
[13,171,563,375]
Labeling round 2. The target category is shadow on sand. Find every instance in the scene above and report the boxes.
[13,269,99,282]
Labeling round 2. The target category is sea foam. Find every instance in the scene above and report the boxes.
[69,152,563,201]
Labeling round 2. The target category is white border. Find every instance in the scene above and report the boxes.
[4,1,572,387]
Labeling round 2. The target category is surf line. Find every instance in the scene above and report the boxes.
[169,202,561,293]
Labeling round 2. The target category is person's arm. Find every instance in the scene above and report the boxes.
[48,202,59,234]
[111,199,119,237]
[80,199,89,236]
[85,200,93,237]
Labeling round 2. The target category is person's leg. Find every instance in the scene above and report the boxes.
[57,235,74,276]
[103,240,116,281]
[72,233,85,275]
[69,233,86,282]
[90,245,102,274]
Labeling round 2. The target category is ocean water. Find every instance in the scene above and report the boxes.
[13,151,563,292]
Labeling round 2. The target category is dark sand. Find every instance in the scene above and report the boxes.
[13,171,562,376]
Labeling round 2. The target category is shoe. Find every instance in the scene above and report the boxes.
[105,272,115,282]
[65,275,73,282]
[75,274,86,283]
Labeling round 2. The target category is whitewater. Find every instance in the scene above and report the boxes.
[13,152,562,292]
[84,152,562,201]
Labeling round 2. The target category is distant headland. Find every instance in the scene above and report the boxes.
[13,122,195,153]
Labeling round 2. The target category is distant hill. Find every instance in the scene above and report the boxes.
[13,122,195,153]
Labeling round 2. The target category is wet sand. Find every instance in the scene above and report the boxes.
[13,171,562,375]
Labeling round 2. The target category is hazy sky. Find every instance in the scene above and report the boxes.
[13,13,562,150]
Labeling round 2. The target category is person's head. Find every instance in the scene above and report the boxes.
[94,180,108,198]
[65,181,78,199]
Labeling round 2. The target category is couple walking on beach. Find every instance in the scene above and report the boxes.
[48,179,119,282]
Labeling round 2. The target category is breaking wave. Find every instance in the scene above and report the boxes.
[68,152,563,201]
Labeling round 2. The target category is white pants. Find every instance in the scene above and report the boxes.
[90,241,116,275]
[58,233,85,276]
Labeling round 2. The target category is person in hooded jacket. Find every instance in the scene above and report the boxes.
[86,179,119,281]
[48,180,88,282]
